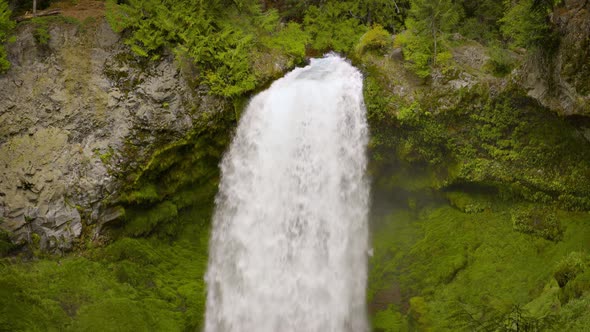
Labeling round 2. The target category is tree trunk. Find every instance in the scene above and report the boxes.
[33,0,37,16]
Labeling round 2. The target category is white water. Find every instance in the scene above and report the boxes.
[205,55,370,332]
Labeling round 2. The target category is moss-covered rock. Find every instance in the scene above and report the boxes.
[360,47,590,211]
[511,205,564,241]
[445,191,492,213]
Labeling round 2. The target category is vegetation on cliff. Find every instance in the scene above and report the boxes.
[0,0,14,72]
[1,0,589,330]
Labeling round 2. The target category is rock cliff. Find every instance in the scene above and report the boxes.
[0,19,226,252]
[524,0,590,115]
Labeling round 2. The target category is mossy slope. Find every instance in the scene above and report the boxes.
[369,202,590,331]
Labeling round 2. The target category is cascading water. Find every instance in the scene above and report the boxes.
[205,55,370,332]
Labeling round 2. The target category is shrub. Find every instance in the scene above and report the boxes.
[0,229,14,256]
[511,205,563,241]
[562,270,590,303]
[485,43,518,77]
[105,0,292,98]
[445,192,491,213]
[263,22,309,62]
[355,24,391,55]
[554,252,589,288]
[500,0,553,49]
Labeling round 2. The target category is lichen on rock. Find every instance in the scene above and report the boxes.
[0,18,229,253]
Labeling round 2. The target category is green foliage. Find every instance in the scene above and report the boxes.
[0,0,15,73]
[303,2,367,53]
[394,29,431,78]
[485,42,518,76]
[363,54,590,208]
[556,294,590,330]
[106,0,300,98]
[0,229,15,257]
[355,24,391,56]
[451,303,558,331]
[115,109,234,238]
[369,204,590,331]
[396,0,461,77]
[373,306,408,331]
[511,205,564,241]
[553,252,589,288]
[500,0,553,49]
[262,22,309,62]
[458,0,504,43]
[350,0,409,33]
[33,25,50,45]
[446,191,491,213]
[0,221,211,331]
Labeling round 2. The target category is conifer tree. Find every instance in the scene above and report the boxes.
[406,0,461,64]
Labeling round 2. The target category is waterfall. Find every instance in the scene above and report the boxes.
[205,55,370,332]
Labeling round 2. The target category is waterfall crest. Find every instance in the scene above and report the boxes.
[205,55,370,332]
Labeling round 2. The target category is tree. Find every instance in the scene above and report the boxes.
[406,0,460,64]
[352,0,409,33]
[500,0,553,49]
[395,0,461,77]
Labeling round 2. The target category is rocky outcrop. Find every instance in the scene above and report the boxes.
[0,19,227,252]
[524,0,590,116]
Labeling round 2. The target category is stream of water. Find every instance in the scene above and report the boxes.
[205,55,370,332]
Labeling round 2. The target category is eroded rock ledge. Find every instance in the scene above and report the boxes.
[0,19,227,252]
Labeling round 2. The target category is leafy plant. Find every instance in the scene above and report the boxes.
[395,0,462,77]
[303,2,367,53]
[355,24,391,56]
[511,205,564,241]
[105,0,295,98]
[553,252,588,288]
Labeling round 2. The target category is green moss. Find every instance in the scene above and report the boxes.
[553,252,589,288]
[445,191,492,213]
[112,109,233,238]
[511,205,564,241]
[0,0,15,73]
[0,214,211,331]
[372,306,408,332]
[362,54,590,210]
[368,203,590,330]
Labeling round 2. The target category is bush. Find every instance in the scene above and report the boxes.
[303,2,367,53]
[355,24,391,55]
[445,192,491,213]
[562,270,590,303]
[485,43,517,77]
[105,0,292,98]
[262,22,309,62]
[553,252,589,288]
[500,0,553,49]
[0,229,14,256]
[511,205,563,241]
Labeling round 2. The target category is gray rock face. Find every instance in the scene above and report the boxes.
[524,0,590,116]
[0,20,226,252]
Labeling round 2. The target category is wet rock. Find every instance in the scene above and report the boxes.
[523,0,590,116]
